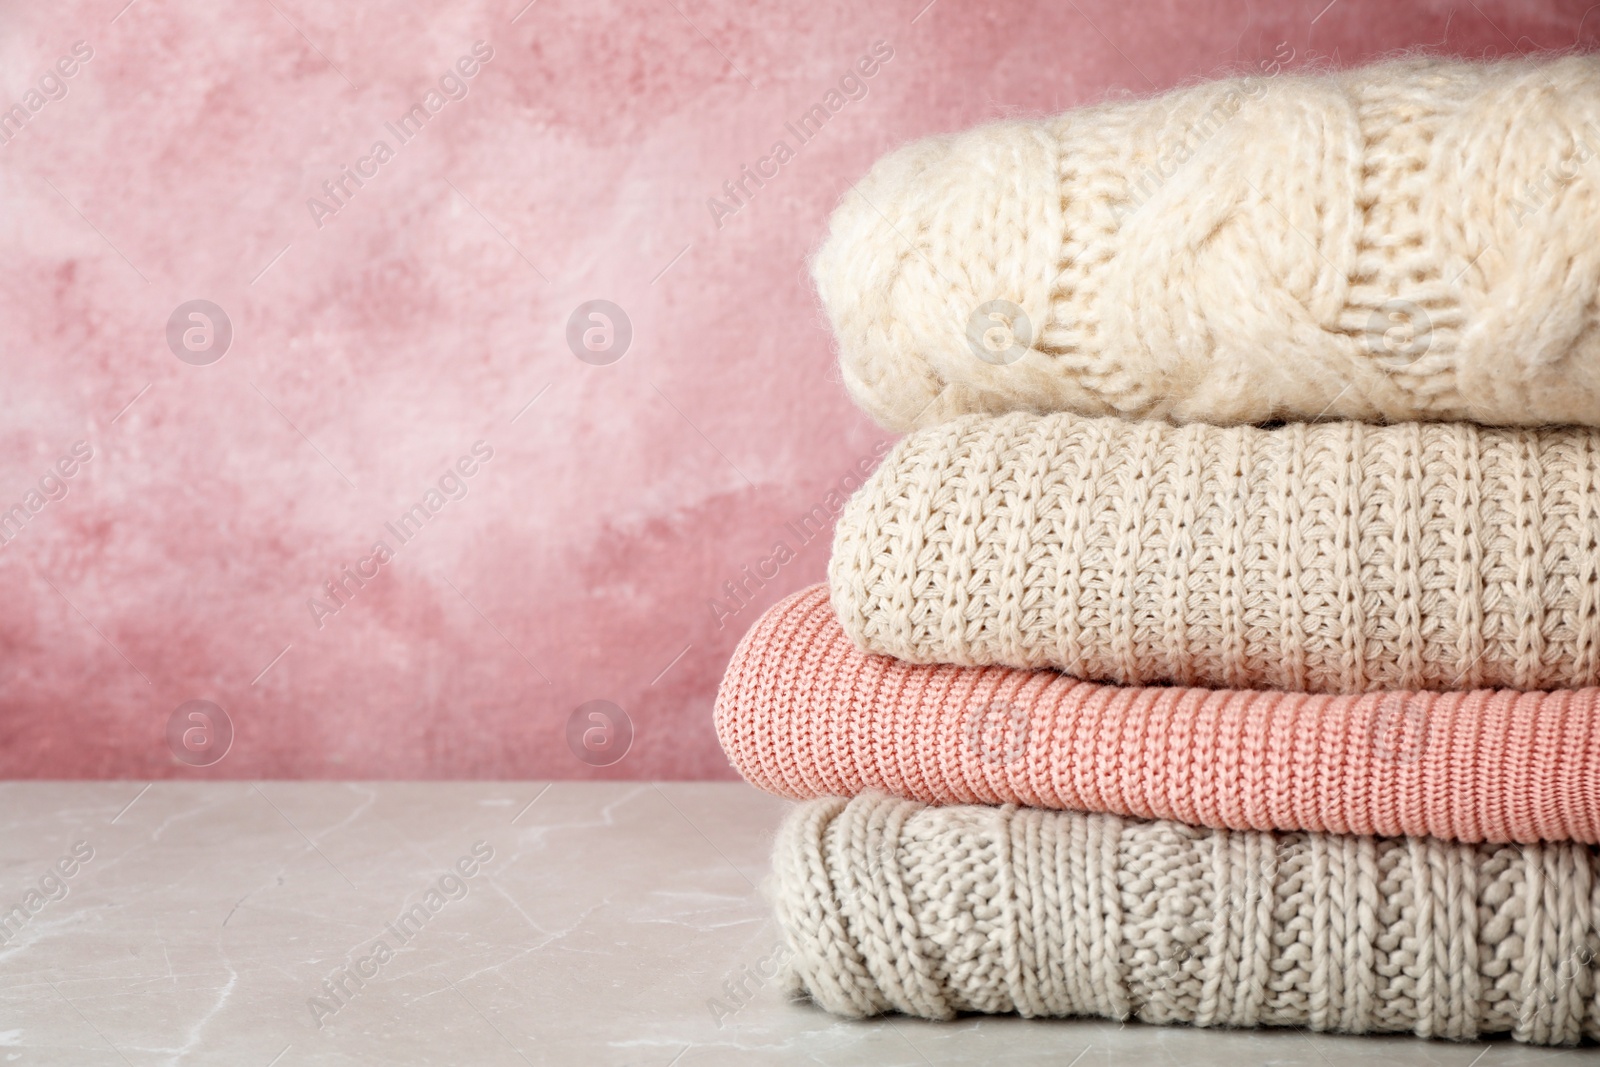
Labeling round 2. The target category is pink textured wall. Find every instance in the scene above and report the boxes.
[0,0,1589,778]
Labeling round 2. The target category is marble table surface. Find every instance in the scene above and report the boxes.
[0,781,1591,1066]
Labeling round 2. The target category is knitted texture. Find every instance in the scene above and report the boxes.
[830,411,1600,694]
[716,586,1600,844]
[814,54,1600,432]
[775,793,1600,1044]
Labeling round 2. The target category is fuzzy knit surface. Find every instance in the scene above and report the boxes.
[814,54,1600,432]
[716,586,1600,845]
[830,411,1600,694]
[773,793,1600,1043]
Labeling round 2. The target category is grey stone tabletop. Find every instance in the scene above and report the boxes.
[0,781,1590,1066]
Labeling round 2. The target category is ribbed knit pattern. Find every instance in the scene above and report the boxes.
[830,411,1600,694]
[715,587,1600,844]
[814,55,1600,432]
[775,793,1600,1044]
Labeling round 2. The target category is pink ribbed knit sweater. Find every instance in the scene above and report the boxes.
[715,586,1600,844]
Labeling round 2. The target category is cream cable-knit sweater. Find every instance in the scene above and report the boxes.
[774,793,1600,1044]
[814,55,1600,431]
[830,411,1600,693]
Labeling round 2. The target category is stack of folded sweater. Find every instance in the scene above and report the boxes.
[715,54,1600,1045]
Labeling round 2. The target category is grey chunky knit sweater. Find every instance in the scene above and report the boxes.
[773,794,1600,1044]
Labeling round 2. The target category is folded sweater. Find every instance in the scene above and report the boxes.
[831,411,1600,694]
[716,586,1600,844]
[813,55,1600,431]
[774,793,1600,1044]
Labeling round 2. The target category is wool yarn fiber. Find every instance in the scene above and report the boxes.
[773,793,1600,1044]
[814,55,1600,430]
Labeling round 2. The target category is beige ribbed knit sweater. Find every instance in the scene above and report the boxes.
[830,411,1600,693]
[814,55,1600,431]
[775,794,1600,1044]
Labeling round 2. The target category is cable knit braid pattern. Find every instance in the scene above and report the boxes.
[775,793,1600,1044]
[716,586,1600,844]
[814,54,1600,432]
[830,411,1600,694]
